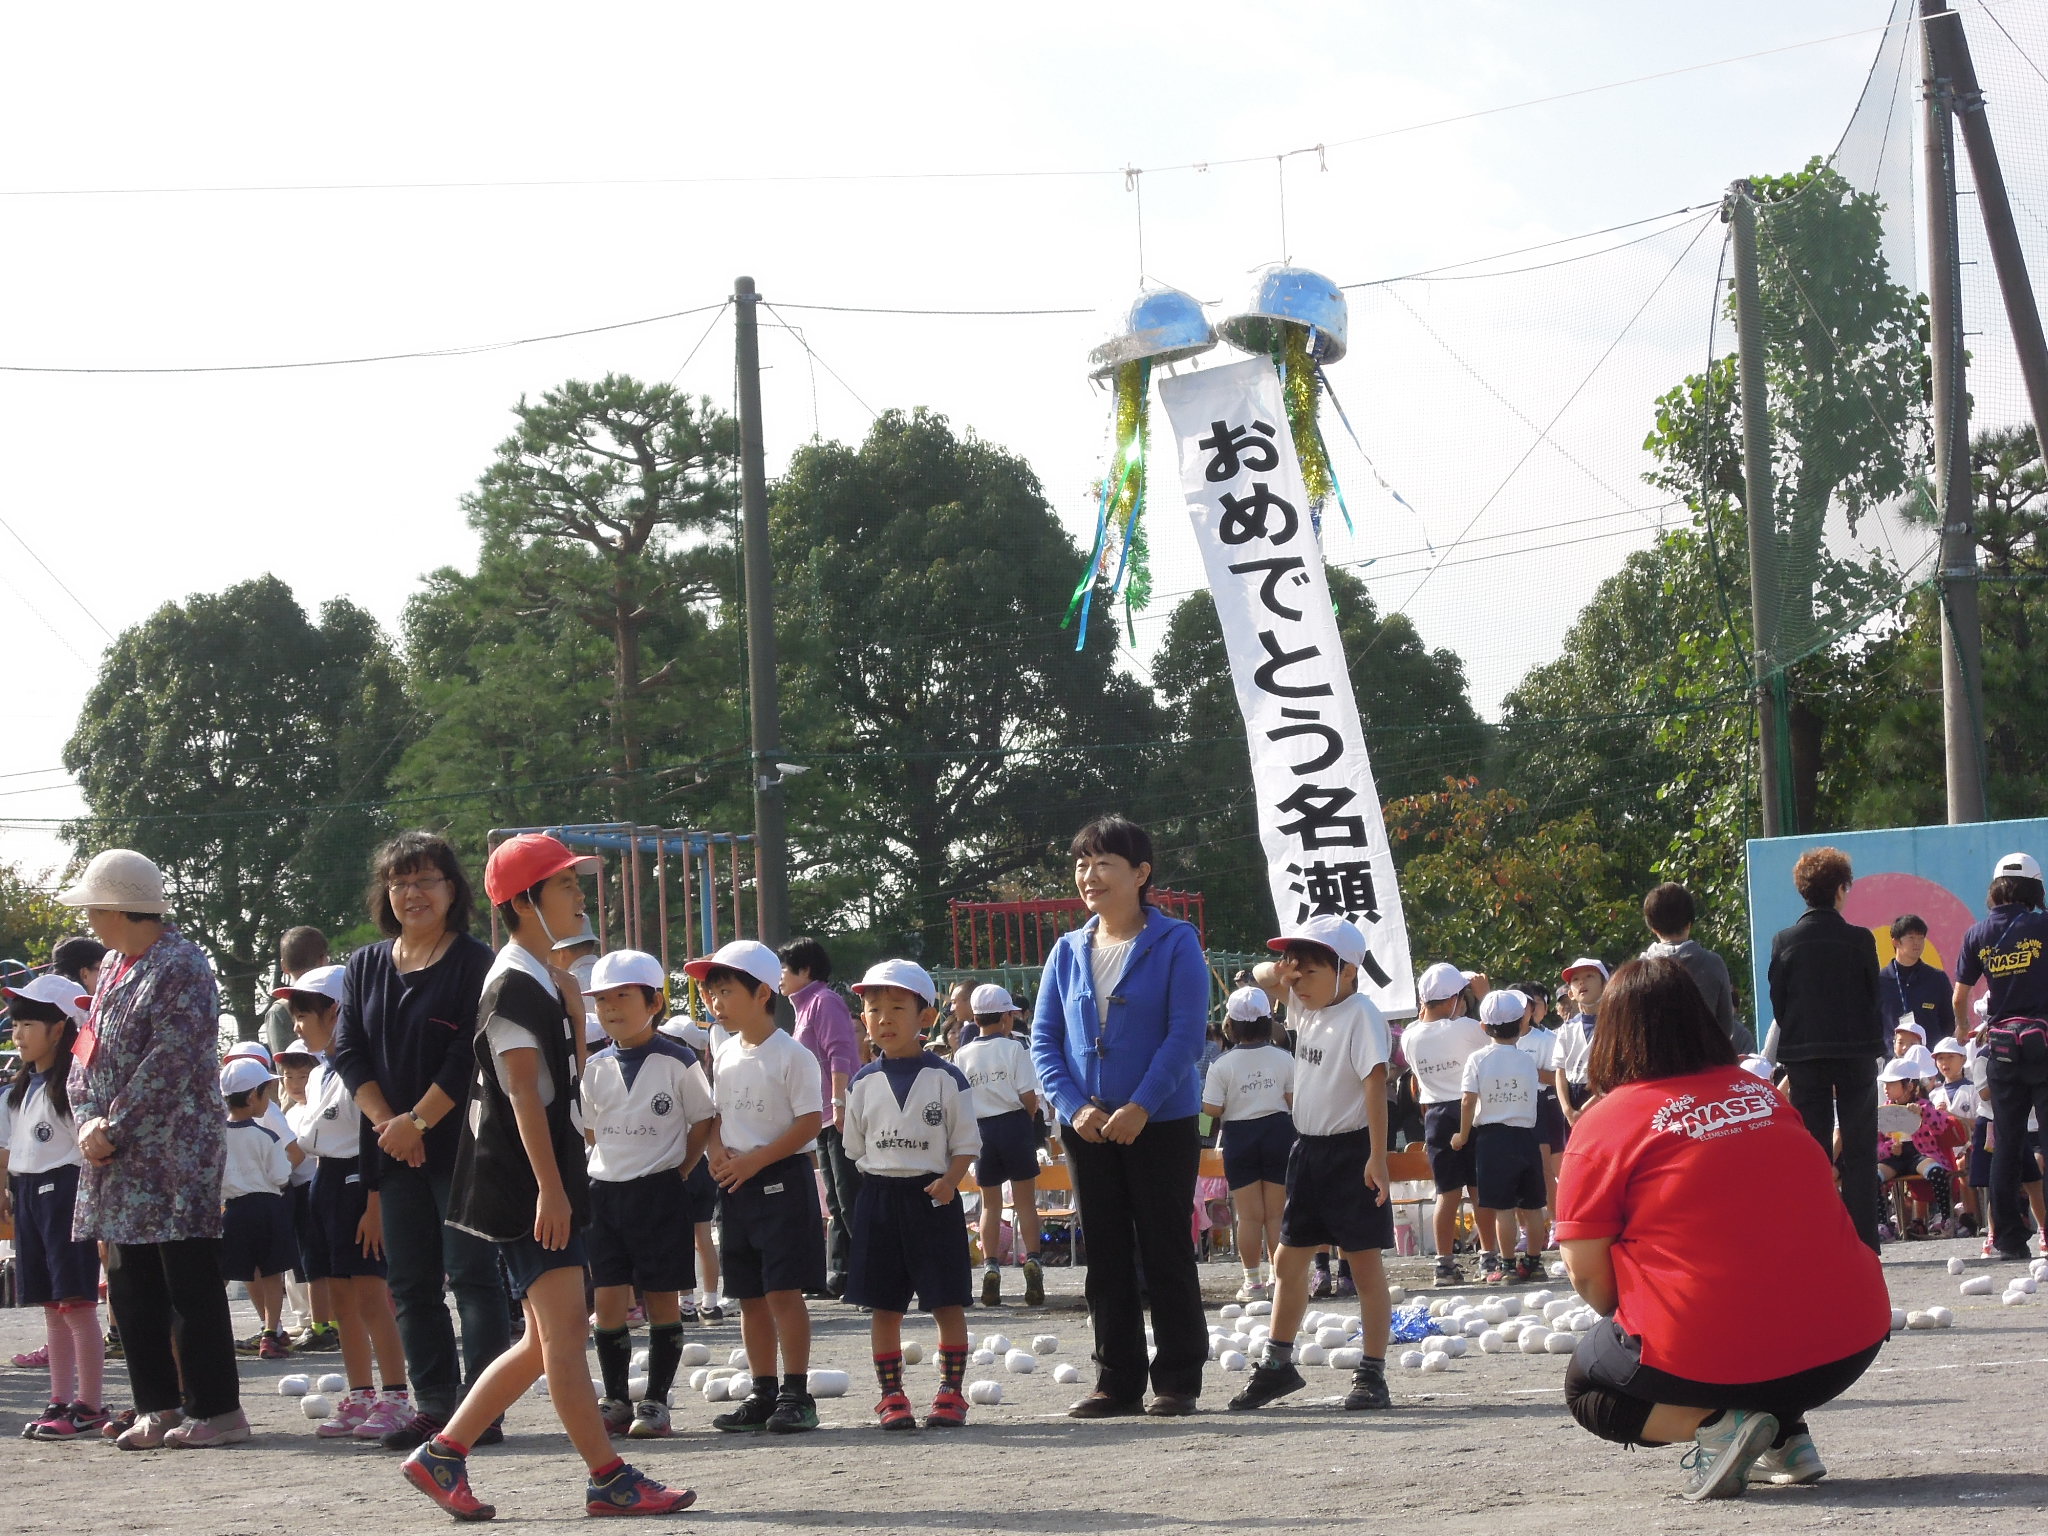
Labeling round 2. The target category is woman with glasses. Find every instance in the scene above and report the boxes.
[329,830,505,1451]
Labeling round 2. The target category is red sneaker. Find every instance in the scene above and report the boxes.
[586,1462,696,1516]
[875,1391,917,1432]
[923,1389,969,1429]
[402,1442,496,1521]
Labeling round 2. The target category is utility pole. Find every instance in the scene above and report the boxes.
[1726,183,1791,838]
[734,276,791,943]
[1920,3,1989,824]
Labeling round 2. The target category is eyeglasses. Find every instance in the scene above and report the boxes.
[387,875,448,896]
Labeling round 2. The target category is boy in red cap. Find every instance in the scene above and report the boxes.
[402,834,694,1521]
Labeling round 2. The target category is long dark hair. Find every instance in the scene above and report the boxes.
[366,829,477,938]
[6,997,76,1121]
[1587,957,1738,1094]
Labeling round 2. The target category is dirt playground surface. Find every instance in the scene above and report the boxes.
[4,1237,2047,1533]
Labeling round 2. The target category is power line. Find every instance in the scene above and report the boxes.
[0,511,116,639]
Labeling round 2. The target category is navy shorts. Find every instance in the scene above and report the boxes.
[717,1152,826,1300]
[1534,1088,1569,1154]
[302,1157,385,1281]
[221,1190,297,1281]
[1220,1111,1295,1189]
[975,1109,1041,1188]
[1422,1103,1475,1192]
[588,1169,696,1292]
[683,1159,719,1225]
[1281,1127,1393,1253]
[498,1232,589,1301]
[288,1180,313,1282]
[9,1165,98,1304]
[844,1173,971,1315]
[1473,1123,1547,1211]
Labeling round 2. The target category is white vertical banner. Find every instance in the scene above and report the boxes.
[1160,357,1415,1015]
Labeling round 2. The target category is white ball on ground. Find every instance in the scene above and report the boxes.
[1032,1335,1059,1355]
[1947,1256,1968,1275]
[1245,1300,1273,1317]
[1218,1350,1247,1372]
[1420,1354,1451,1374]
[628,1374,649,1401]
[901,1341,925,1365]
[808,1370,850,1398]
[277,1374,311,1396]
[970,1348,997,1366]
[1498,1295,1523,1316]
[2002,1292,2028,1308]
[1219,1303,1243,1320]
[1479,1300,1509,1325]
[1929,1306,1955,1326]
[704,1377,731,1402]
[1527,1289,1553,1309]
[729,1347,749,1367]
[1440,1336,1469,1358]
[984,1334,1012,1353]
[1545,1332,1578,1355]
[1462,1319,1488,1338]
[1004,1349,1037,1374]
[1328,1347,1363,1370]
[2019,1277,2040,1294]
[1478,1329,1506,1353]
[967,1380,1003,1406]
[631,1347,650,1372]
[531,1378,550,1397]
[1315,1326,1347,1349]
[1961,1275,1995,1296]
[1549,1260,1569,1278]
[687,1369,710,1392]
[1908,1310,1939,1328]
[1500,1321,1525,1343]
[679,1342,711,1368]
[300,1393,333,1420]
[1386,1285,1407,1303]
[1207,1339,1223,1361]
[1298,1343,1327,1367]
[1543,1299,1572,1322]
[316,1373,347,1395]
[1053,1363,1081,1385]
[1399,1350,1426,1369]
[1519,1328,1552,1355]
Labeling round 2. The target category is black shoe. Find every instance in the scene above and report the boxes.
[1066,1392,1144,1420]
[764,1394,819,1434]
[379,1410,445,1451]
[712,1392,778,1433]
[1343,1366,1392,1410]
[1227,1362,1306,1411]
[1145,1393,1198,1417]
[473,1419,504,1447]
[1992,1244,2034,1262]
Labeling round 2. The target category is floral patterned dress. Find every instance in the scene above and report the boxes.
[66,928,225,1243]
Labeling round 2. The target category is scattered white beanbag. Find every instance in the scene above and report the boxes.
[808,1370,850,1398]
[1545,1332,1577,1355]
[679,1342,711,1368]
[1420,1354,1450,1374]
[1218,1350,1247,1372]
[1053,1363,1081,1385]
[1328,1347,1364,1371]
[277,1374,311,1396]
[901,1341,925,1365]
[300,1393,333,1419]
[1478,1330,1506,1353]
[704,1376,731,1402]
[967,1380,1003,1405]
[1298,1343,1327,1367]
[1033,1335,1059,1355]
[1519,1328,1552,1354]
[1004,1350,1037,1374]
[1399,1350,1426,1370]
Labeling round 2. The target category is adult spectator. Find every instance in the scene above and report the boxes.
[262,925,330,1055]
[1031,815,1208,1419]
[329,830,503,1450]
[945,981,978,1052]
[1952,851,2048,1262]
[1640,882,1747,1050]
[1766,847,1884,1251]
[1557,958,1887,1499]
[50,934,107,992]
[60,849,248,1448]
[779,936,863,1299]
[1884,914,1955,1050]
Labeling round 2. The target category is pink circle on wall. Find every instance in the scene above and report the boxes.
[1841,871,1979,994]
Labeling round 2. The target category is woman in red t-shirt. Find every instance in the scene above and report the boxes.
[1555,958,1889,1502]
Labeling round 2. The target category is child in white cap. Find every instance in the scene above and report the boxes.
[1552,958,1610,1123]
[1201,985,1296,1301]
[1450,990,1549,1283]
[1929,1037,1980,1236]
[954,982,1045,1307]
[1877,1055,1959,1239]
[2,974,109,1438]
[219,1056,301,1360]
[1401,961,1488,1283]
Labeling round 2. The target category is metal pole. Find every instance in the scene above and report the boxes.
[734,276,792,945]
[1927,3,2048,458]
[1922,4,1989,823]
[1726,183,1790,838]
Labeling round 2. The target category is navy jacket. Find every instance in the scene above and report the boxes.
[1029,907,1208,1125]
[1881,959,1955,1042]
[1767,906,1885,1063]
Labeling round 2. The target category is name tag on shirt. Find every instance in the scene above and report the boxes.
[764,1183,784,1195]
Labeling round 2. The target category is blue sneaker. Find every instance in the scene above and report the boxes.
[1680,1409,1777,1501]
[402,1441,496,1521]
[586,1461,695,1517]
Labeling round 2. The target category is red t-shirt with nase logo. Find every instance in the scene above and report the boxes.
[1554,1066,1890,1382]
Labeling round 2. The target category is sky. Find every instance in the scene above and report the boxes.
[0,0,1945,880]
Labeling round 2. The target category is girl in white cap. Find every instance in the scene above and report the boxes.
[1200,985,1295,1302]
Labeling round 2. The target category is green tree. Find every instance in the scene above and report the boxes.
[771,408,1162,954]
[1146,565,1486,950]
[64,577,412,1033]
[0,861,74,968]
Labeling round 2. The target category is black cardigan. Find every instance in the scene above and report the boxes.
[1766,906,1886,1063]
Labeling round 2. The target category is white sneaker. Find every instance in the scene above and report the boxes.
[1753,1430,1826,1485]
[1235,1276,1264,1302]
[315,1391,375,1439]
[352,1391,413,1441]
[1680,1409,1777,1501]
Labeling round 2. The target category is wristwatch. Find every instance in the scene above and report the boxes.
[409,1112,430,1134]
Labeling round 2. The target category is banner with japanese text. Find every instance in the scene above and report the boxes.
[1160,358,1415,1016]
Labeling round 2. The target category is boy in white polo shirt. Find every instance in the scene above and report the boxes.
[842,960,980,1430]
[582,949,715,1440]
[954,982,1045,1308]
[1400,961,1488,1284]
[1230,916,1396,1415]
[691,939,827,1436]
[1450,990,1549,1282]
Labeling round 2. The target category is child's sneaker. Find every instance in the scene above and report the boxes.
[923,1389,969,1429]
[402,1440,495,1521]
[294,1323,341,1352]
[1308,1265,1334,1299]
[1481,1253,1507,1285]
[1227,1361,1306,1411]
[698,1301,726,1324]
[99,1407,136,1440]
[1234,1275,1265,1302]
[586,1461,695,1517]
[1433,1255,1465,1285]
[1753,1429,1827,1485]
[1513,1252,1542,1283]
[676,1299,699,1325]
[1679,1408,1777,1501]
[598,1396,634,1436]
[1342,1365,1392,1411]
[1023,1258,1045,1308]
[626,1401,671,1439]
[711,1390,777,1432]
[10,1345,48,1370]
[1333,1271,1358,1299]
[258,1329,292,1361]
[354,1392,414,1441]
[875,1390,918,1431]
[315,1391,375,1438]
[981,1267,1002,1307]
[233,1328,268,1355]
[764,1392,819,1434]
[21,1401,67,1439]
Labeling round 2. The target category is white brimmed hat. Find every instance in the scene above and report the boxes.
[1894,1019,1927,1042]
[1267,915,1367,969]
[1417,961,1474,1003]
[851,958,938,1007]
[1479,989,1528,1030]
[274,963,346,1004]
[590,949,666,994]
[1881,1053,1937,1083]
[57,849,168,914]
[223,1039,274,1067]
[1225,985,1273,1023]
[1932,1036,1967,1057]
[220,1056,277,1095]
[1739,1054,1776,1081]
[1561,957,1610,983]
[1995,851,2042,882]
[681,939,783,994]
[969,983,1017,1015]
[551,914,599,952]
[3,974,91,1022]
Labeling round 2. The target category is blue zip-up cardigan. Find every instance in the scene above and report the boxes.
[1029,906,1209,1125]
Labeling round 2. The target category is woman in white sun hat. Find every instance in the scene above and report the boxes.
[59,848,249,1448]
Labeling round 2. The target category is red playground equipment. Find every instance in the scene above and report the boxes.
[948,890,1206,970]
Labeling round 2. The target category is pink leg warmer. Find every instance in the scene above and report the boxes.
[43,1305,76,1405]
[64,1303,104,1409]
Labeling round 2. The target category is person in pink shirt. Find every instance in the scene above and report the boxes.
[779,938,863,1299]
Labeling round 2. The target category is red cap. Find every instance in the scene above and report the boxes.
[484,834,599,905]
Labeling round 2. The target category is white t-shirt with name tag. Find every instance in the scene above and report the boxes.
[582,1035,714,1182]
[1288,993,1390,1138]
[712,1028,824,1156]
[223,1117,292,1200]
[842,1052,981,1179]
[1517,1026,1560,1075]
[0,1075,81,1175]
[1202,1043,1296,1122]
[1461,1040,1540,1128]
[1401,1015,1489,1104]
[289,1058,362,1161]
[954,1034,1041,1119]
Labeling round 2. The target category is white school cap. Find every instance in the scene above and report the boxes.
[851,958,938,1007]
[551,913,599,952]
[1881,1054,1936,1083]
[1994,851,2042,882]
[1225,985,1273,1023]
[1266,914,1367,969]
[681,939,783,994]
[220,1056,277,1095]
[1739,1054,1776,1081]
[589,949,666,994]
[3,974,91,1022]
[1932,1036,1968,1058]
[274,963,346,1003]
[1417,962,1474,1003]
[1894,1043,1939,1079]
[970,983,1017,1015]
[1561,957,1611,982]
[1478,989,1528,1030]
[1894,1019,1927,1042]
[223,1038,274,1067]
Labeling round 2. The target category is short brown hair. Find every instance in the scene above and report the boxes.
[1587,957,1739,1094]
[1792,846,1853,909]
[1642,882,1695,937]
[279,925,329,976]
[366,830,476,938]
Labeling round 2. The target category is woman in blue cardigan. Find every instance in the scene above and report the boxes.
[1030,816,1210,1418]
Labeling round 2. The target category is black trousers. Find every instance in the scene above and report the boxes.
[817,1125,863,1290]
[1785,1055,1881,1251]
[1061,1114,1208,1401]
[1566,1316,1881,1446]
[1987,1074,2048,1249]
[106,1238,242,1419]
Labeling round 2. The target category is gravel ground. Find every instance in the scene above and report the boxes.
[5,1238,2047,1532]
